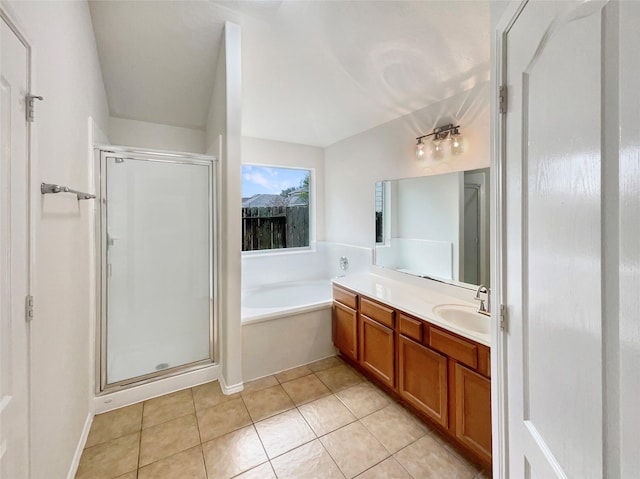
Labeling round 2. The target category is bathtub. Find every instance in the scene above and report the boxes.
[241,280,336,381]
[241,280,333,324]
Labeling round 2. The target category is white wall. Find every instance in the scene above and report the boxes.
[325,81,490,248]
[4,1,110,478]
[242,136,325,241]
[242,242,371,290]
[396,174,461,242]
[205,22,243,391]
[108,116,206,154]
[376,174,463,280]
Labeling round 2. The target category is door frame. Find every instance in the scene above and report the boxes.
[490,1,529,478]
[0,4,35,477]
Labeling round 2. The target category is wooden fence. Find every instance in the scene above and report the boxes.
[242,206,309,251]
[375,211,383,244]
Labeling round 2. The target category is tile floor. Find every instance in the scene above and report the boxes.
[76,356,491,479]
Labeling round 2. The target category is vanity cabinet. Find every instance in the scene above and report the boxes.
[359,298,395,388]
[331,284,492,469]
[332,286,358,361]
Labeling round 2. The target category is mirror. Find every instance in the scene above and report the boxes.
[374,168,490,288]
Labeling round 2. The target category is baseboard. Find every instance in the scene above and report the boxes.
[93,363,220,414]
[66,411,94,479]
[243,352,339,383]
[219,374,244,394]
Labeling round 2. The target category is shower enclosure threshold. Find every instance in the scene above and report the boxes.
[94,362,220,414]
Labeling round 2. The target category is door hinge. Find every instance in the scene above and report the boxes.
[498,85,508,114]
[25,295,34,322]
[26,95,44,122]
[499,304,507,332]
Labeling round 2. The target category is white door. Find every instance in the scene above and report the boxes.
[503,0,607,477]
[0,12,30,479]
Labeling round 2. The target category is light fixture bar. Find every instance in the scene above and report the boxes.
[415,122,464,160]
[416,123,460,142]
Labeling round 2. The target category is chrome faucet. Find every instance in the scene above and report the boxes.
[474,285,491,316]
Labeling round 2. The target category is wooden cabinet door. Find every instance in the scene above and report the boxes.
[332,302,358,361]
[398,335,448,428]
[359,315,395,388]
[455,363,492,463]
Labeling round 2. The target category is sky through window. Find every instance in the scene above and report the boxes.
[242,165,309,197]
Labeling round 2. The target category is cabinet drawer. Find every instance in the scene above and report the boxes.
[360,297,395,328]
[429,327,478,369]
[399,314,423,342]
[478,346,491,378]
[333,285,357,309]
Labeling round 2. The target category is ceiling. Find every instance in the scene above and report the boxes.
[89,1,490,147]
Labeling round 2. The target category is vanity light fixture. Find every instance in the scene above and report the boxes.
[415,123,463,160]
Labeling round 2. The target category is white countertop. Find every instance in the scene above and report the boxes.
[332,273,491,347]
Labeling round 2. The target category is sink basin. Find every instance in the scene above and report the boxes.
[432,304,491,335]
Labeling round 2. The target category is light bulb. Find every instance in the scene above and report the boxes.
[416,139,425,160]
[433,139,444,158]
[451,132,464,155]
[442,135,453,156]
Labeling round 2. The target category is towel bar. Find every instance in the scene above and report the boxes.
[41,182,95,200]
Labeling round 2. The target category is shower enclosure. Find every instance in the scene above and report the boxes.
[96,147,216,391]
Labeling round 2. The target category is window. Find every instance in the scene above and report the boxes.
[241,165,311,252]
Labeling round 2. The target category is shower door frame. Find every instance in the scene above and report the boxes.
[94,146,218,394]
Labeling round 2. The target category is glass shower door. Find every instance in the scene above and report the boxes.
[102,152,213,387]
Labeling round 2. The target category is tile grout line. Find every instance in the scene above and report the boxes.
[189,387,210,479]
[390,453,415,479]
[248,387,311,478]
[309,372,422,478]
[251,373,348,471]
[344,374,483,476]
[135,404,143,479]
[289,372,394,477]
[309,411,349,479]
[428,427,483,473]
[301,386,382,479]
[246,400,271,474]
[246,423,273,477]
[137,400,145,472]
[351,393,425,477]
[137,391,202,476]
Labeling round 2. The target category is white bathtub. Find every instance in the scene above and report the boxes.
[241,280,336,381]
[241,280,333,324]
